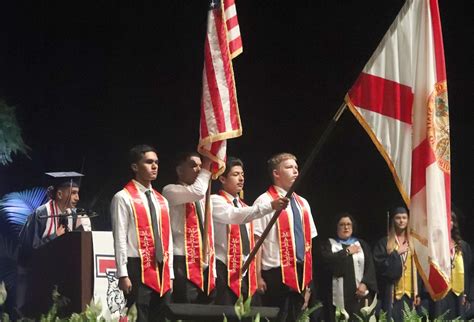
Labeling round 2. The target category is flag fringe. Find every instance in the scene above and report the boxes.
[413,248,451,300]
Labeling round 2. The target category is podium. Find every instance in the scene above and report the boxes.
[29,231,93,317]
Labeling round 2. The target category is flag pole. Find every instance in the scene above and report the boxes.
[387,210,394,319]
[242,102,348,273]
[202,177,212,265]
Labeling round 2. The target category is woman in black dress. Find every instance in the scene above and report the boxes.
[320,213,377,321]
[373,206,422,321]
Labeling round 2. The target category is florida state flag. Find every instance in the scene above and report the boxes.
[345,0,451,299]
[198,0,243,179]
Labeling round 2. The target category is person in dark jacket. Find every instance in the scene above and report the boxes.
[320,212,377,321]
[373,206,422,321]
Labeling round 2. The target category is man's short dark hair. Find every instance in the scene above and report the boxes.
[47,182,79,201]
[221,157,244,177]
[129,144,158,165]
[174,151,201,167]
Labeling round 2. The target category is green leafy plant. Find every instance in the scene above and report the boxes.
[432,308,461,322]
[377,309,390,322]
[335,306,349,321]
[401,301,424,321]
[0,285,136,322]
[354,294,378,322]
[0,100,29,165]
[0,281,6,306]
[232,295,260,321]
[296,302,322,322]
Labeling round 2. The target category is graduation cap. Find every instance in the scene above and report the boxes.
[45,171,84,189]
[388,206,409,218]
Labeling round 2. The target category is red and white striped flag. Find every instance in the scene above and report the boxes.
[198,0,243,178]
[345,0,451,299]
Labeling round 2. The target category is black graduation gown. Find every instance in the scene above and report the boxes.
[429,240,473,320]
[17,203,59,266]
[320,238,378,321]
[373,236,422,321]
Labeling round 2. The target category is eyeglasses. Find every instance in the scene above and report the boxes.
[338,223,352,227]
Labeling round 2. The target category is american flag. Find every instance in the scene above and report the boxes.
[198,0,243,179]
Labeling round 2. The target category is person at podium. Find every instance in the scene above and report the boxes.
[16,171,91,317]
[19,171,91,253]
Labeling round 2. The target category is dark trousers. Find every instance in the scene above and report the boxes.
[127,257,171,322]
[172,255,215,304]
[261,264,317,322]
[429,291,465,320]
[391,295,414,322]
[215,259,262,306]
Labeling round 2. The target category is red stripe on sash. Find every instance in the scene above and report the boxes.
[184,201,216,294]
[206,205,216,294]
[185,203,205,291]
[46,201,55,237]
[124,181,171,295]
[219,191,258,298]
[227,223,243,297]
[293,194,313,292]
[153,190,172,296]
[267,186,312,293]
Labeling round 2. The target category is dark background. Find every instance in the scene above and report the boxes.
[0,0,472,245]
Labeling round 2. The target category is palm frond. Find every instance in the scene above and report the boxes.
[0,100,29,165]
[0,187,47,237]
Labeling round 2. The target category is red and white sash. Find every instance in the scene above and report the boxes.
[267,186,312,293]
[124,180,171,296]
[42,200,60,238]
[219,191,258,298]
[184,200,215,294]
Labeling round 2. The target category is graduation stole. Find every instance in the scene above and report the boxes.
[395,248,413,299]
[451,246,464,296]
[218,191,258,298]
[267,186,312,293]
[329,239,365,308]
[43,200,60,238]
[124,180,171,296]
[184,201,216,294]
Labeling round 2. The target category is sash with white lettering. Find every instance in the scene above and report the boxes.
[219,191,258,298]
[124,180,171,295]
[267,186,312,293]
[185,202,216,294]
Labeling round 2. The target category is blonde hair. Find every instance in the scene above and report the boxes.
[267,153,297,181]
[387,214,413,253]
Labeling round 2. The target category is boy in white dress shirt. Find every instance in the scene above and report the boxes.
[211,157,288,305]
[253,153,318,321]
[111,145,173,322]
[162,152,215,304]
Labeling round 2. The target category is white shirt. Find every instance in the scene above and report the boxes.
[253,185,318,270]
[110,179,174,278]
[212,190,273,265]
[161,169,212,257]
